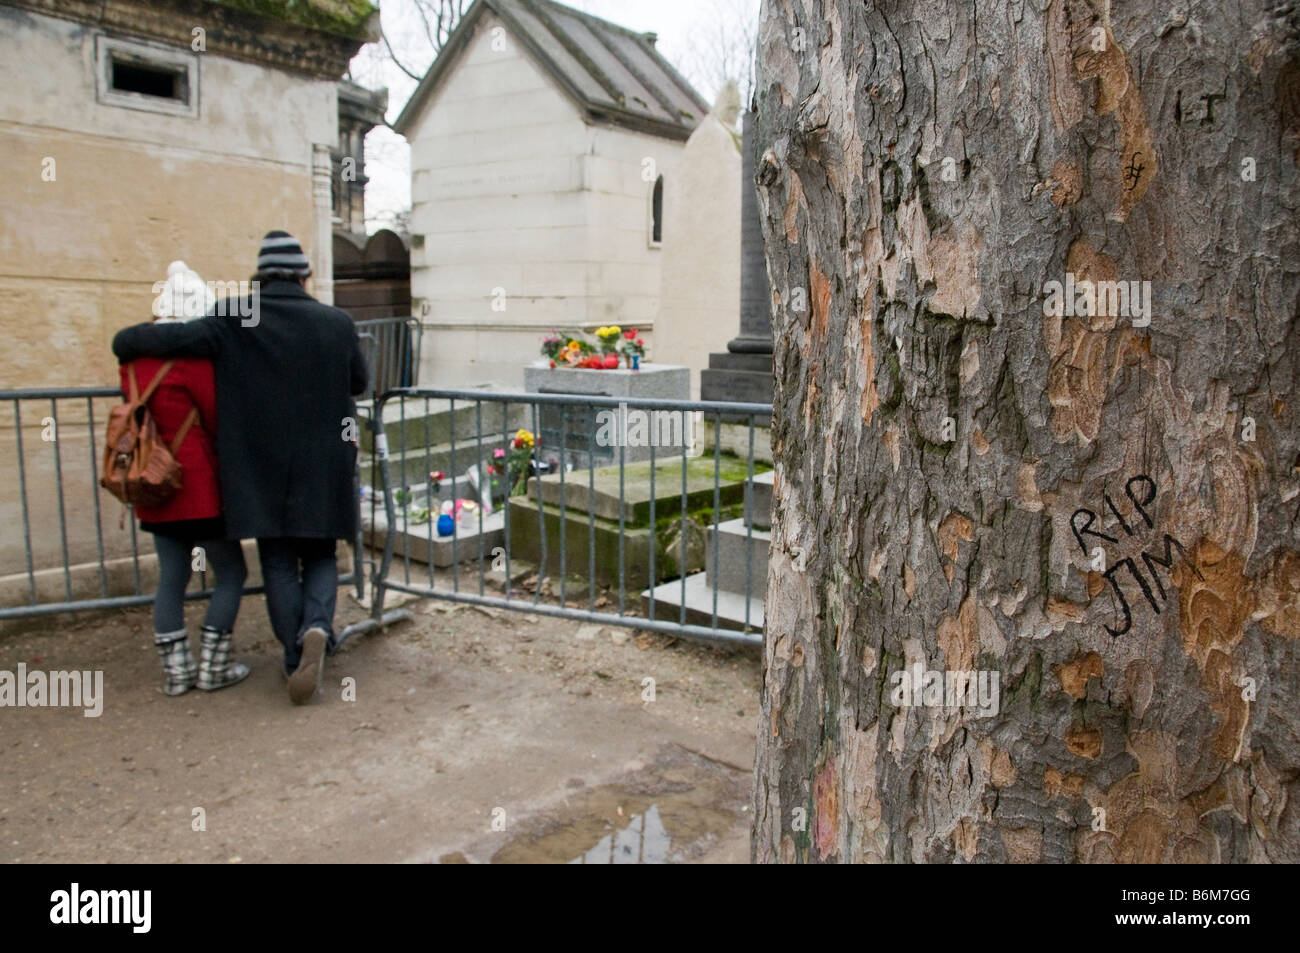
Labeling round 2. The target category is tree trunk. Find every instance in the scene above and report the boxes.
[752,0,1300,863]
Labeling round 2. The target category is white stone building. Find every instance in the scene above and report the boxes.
[393,0,708,388]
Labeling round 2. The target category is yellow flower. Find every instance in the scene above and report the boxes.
[607,325,621,337]
[514,429,535,447]
[567,341,581,351]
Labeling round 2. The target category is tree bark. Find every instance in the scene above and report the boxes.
[752,0,1300,863]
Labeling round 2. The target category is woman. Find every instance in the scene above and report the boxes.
[125,261,248,695]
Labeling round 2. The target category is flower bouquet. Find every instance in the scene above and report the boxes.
[540,327,644,369]
[487,429,540,496]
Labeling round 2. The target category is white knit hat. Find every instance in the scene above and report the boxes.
[154,260,214,322]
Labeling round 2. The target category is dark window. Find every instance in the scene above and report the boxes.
[651,175,664,244]
[111,58,187,102]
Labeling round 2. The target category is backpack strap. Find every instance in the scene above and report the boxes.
[169,407,200,456]
[135,360,177,405]
[129,360,199,453]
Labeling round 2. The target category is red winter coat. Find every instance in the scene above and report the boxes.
[118,357,221,523]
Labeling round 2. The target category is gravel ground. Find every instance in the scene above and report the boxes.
[0,579,761,863]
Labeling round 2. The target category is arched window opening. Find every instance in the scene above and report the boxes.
[650,174,664,246]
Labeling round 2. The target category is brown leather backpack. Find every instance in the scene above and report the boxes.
[100,361,199,509]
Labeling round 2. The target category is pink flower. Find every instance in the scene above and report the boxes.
[493,448,506,459]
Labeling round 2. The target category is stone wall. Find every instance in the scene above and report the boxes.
[0,5,338,391]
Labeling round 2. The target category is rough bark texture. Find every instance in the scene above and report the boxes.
[752,0,1300,862]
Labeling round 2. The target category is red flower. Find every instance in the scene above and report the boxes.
[549,360,556,369]
[635,339,643,346]
[624,329,637,339]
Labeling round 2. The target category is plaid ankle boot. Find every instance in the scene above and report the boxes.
[196,625,251,691]
[155,629,197,696]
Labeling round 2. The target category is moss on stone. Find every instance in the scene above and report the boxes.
[213,0,376,38]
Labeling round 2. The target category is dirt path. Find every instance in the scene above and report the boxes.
[0,590,761,863]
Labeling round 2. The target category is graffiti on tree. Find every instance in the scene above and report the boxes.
[1070,475,1204,637]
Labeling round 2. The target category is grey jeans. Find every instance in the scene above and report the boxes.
[152,534,247,634]
[256,537,339,674]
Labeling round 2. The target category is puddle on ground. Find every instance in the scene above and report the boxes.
[481,745,748,864]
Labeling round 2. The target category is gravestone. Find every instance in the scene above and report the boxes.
[523,363,690,468]
[699,111,773,411]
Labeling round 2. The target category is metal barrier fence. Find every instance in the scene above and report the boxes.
[0,321,415,624]
[360,388,773,648]
[355,317,422,395]
[0,386,371,625]
[1,379,772,651]
[0,383,411,641]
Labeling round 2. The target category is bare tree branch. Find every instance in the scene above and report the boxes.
[380,25,424,82]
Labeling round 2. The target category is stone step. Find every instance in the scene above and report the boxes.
[361,472,491,513]
[362,508,506,570]
[640,572,764,634]
[745,470,774,529]
[504,496,707,590]
[360,443,499,489]
[705,518,769,598]
[357,395,530,454]
[529,454,758,524]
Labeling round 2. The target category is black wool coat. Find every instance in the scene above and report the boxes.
[112,281,368,541]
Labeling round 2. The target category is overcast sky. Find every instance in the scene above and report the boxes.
[348,0,758,232]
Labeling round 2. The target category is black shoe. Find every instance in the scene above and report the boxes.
[287,627,328,705]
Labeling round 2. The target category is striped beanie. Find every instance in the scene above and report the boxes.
[256,230,312,279]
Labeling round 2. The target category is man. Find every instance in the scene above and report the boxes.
[113,231,368,704]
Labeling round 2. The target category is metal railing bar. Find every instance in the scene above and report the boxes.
[587,421,596,611]
[51,399,73,600]
[617,436,626,618]
[558,408,567,607]
[0,387,121,400]
[680,438,687,626]
[86,396,109,598]
[476,400,485,597]
[0,573,359,622]
[400,393,411,585]
[14,398,36,604]
[376,579,761,648]
[532,398,545,608]
[745,413,756,629]
[712,411,721,630]
[449,396,458,590]
[376,388,770,416]
[647,436,655,622]
[501,401,512,604]
[422,396,432,590]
